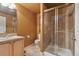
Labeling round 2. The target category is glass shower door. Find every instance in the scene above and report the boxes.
[57,6,70,55]
[43,9,55,51]
[57,4,75,56]
[42,4,75,56]
[44,9,60,55]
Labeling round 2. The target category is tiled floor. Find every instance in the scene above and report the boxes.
[24,44,56,56]
[24,44,42,56]
[24,44,73,56]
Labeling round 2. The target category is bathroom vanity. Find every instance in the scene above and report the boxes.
[0,4,25,56]
[0,34,24,56]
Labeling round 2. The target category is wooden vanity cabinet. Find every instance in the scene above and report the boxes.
[14,39,24,56]
[0,39,24,56]
[0,43,12,56]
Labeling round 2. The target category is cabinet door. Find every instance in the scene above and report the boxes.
[0,43,12,56]
[14,39,24,56]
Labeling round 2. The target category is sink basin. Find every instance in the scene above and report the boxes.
[0,33,17,37]
[0,33,17,40]
[0,34,7,38]
[0,33,24,42]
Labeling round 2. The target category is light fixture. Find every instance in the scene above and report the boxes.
[1,3,9,7]
[9,3,16,9]
[1,3,16,9]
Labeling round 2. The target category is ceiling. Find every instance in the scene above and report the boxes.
[44,3,65,9]
[16,3,66,13]
[19,3,40,14]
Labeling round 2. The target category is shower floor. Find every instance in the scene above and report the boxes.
[45,44,72,56]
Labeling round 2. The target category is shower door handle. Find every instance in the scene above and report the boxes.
[73,37,76,41]
[74,38,76,41]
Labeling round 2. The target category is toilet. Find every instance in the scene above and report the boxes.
[24,34,42,56]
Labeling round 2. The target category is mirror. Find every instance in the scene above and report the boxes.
[0,16,6,33]
[0,3,16,33]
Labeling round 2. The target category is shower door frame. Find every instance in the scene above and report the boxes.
[40,3,75,56]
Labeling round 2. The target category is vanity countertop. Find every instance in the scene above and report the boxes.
[0,36,24,43]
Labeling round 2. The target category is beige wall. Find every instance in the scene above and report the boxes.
[16,4,37,47]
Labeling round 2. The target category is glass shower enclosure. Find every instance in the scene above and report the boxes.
[40,4,75,56]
